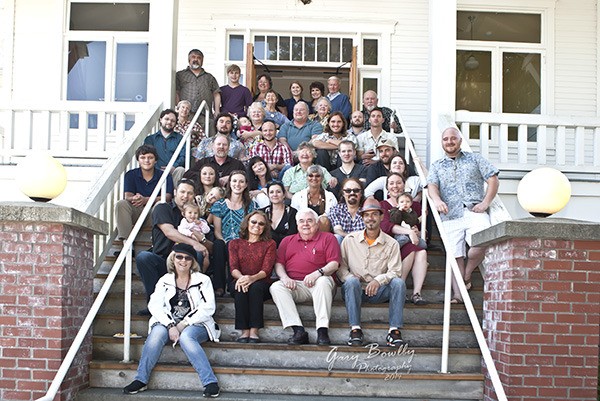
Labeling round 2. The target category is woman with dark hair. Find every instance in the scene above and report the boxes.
[365,154,423,201]
[312,111,356,171]
[284,81,308,119]
[253,73,287,115]
[210,170,257,296]
[260,181,298,246]
[380,172,428,305]
[229,211,276,343]
[246,156,271,208]
[308,81,325,114]
[123,243,220,397]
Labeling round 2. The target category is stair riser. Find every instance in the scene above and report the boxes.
[93,341,482,373]
[93,320,479,348]
[90,368,484,399]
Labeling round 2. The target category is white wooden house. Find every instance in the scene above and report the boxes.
[0,0,598,220]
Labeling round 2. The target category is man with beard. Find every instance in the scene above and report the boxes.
[361,90,401,133]
[427,127,499,304]
[327,178,366,244]
[356,107,399,167]
[347,110,366,136]
[144,109,186,184]
[184,131,245,187]
[249,120,293,179]
[175,49,220,135]
[338,197,406,347]
[192,112,246,161]
[270,208,340,345]
[330,140,367,196]
[365,138,398,185]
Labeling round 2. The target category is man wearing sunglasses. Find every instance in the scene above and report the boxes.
[327,178,366,244]
[136,179,210,315]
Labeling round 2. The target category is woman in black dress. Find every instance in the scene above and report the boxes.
[259,181,297,246]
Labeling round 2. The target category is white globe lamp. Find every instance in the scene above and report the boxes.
[16,151,67,202]
[517,167,571,217]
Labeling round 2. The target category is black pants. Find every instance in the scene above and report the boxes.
[208,239,229,292]
[232,280,272,329]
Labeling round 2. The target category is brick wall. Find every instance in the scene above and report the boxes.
[482,236,600,401]
[0,221,95,401]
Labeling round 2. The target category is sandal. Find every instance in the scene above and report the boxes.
[411,293,427,305]
[464,278,472,291]
[450,298,464,304]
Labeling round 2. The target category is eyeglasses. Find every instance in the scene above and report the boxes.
[249,220,266,226]
[175,254,193,261]
[307,174,322,178]
[343,188,361,194]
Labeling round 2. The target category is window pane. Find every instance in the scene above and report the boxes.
[342,39,353,62]
[503,53,541,114]
[362,78,378,94]
[457,11,541,43]
[456,50,491,112]
[279,36,290,61]
[304,37,316,61]
[67,41,106,101]
[115,43,148,102]
[229,35,244,61]
[363,39,378,65]
[267,36,278,60]
[292,37,303,61]
[254,36,266,59]
[317,38,328,62]
[329,38,340,62]
[70,3,149,31]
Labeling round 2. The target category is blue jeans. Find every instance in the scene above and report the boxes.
[135,324,217,386]
[341,276,406,328]
[137,251,205,302]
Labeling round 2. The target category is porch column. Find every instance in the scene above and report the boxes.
[427,0,457,164]
[474,218,600,401]
[0,203,107,401]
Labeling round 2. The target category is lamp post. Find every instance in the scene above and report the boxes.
[15,151,67,202]
[516,167,571,217]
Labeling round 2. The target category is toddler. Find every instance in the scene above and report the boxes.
[237,116,253,134]
[389,192,427,248]
[178,203,210,237]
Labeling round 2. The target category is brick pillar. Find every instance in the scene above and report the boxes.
[0,203,107,401]
[473,218,600,401]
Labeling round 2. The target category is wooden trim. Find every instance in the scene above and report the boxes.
[349,46,358,112]
[245,43,256,94]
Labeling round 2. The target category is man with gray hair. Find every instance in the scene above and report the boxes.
[361,90,401,133]
[327,76,351,120]
[270,208,340,345]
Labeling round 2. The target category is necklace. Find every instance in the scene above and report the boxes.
[339,165,352,178]
[177,275,191,306]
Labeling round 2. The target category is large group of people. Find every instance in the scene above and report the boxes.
[119,49,500,398]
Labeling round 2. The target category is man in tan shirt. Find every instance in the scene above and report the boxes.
[338,197,407,347]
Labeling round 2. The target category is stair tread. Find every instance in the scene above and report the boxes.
[90,360,484,380]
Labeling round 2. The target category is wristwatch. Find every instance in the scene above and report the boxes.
[318,268,325,276]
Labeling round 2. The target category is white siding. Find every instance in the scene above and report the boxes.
[176,0,431,157]
[554,0,597,116]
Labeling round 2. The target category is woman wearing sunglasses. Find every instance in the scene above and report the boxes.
[291,165,337,232]
[124,243,221,397]
[228,211,276,343]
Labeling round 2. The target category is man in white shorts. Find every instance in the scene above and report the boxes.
[427,127,499,303]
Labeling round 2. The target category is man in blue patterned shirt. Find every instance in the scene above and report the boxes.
[327,177,365,244]
[427,127,499,303]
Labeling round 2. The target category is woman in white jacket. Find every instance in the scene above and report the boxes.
[124,243,221,398]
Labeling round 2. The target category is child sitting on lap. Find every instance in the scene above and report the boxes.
[389,192,427,248]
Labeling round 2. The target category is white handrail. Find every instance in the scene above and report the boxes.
[34,102,207,401]
[399,112,508,401]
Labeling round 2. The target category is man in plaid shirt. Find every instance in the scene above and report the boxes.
[249,120,292,179]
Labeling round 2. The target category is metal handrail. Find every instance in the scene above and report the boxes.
[397,112,508,401]
[34,102,209,401]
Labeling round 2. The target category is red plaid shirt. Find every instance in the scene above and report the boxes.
[250,141,293,165]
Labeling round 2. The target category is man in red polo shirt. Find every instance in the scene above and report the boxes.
[270,208,340,345]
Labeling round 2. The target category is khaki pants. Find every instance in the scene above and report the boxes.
[115,199,151,239]
[269,275,334,329]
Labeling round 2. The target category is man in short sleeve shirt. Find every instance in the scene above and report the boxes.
[427,127,499,303]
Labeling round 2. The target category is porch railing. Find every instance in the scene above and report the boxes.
[401,112,509,401]
[455,110,600,173]
[0,102,151,164]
